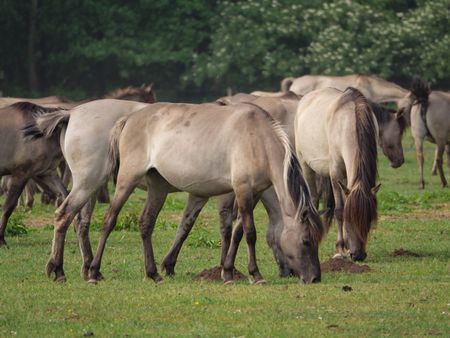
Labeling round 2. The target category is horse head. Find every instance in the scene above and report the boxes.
[379,107,406,168]
[279,206,323,284]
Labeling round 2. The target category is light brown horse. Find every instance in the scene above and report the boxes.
[410,84,450,188]
[161,92,406,276]
[0,102,69,246]
[87,102,324,284]
[286,75,410,107]
[295,87,380,261]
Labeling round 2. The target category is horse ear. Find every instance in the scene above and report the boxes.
[371,184,381,195]
[337,181,350,197]
[146,83,154,92]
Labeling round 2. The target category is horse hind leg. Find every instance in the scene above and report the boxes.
[330,177,347,259]
[414,138,426,189]
[75,195,97,280]
[160,193,208,276]
[0,175,29,247]
[88,169,144,283]
[217,192,236,267]
[435,143,447,187]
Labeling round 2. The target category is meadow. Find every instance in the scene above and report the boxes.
[0,133,449,337]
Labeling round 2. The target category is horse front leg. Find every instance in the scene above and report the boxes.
[330,177,346,259]
[0,175,29,247]
[217,192,236,267]
[414,138,425,189]
[160,194,208,276]
[224,186,264,284]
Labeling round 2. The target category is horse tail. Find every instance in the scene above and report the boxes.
[410,77,431,135]
[21,103,69,141]
[108,115,129,180]
[281,77,295,93]
[341,88,378,244]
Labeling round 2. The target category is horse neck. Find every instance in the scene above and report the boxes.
[367,78,409,103]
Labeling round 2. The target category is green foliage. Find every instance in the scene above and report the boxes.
[5,212,28,236]
[0,0,448,100]
[187,228,221,248]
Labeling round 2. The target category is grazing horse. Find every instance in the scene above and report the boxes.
[410,84,450,188]
[85,102,324,284]
[0,102,69,246]
[295,87,380,261]
[161,92,406,276]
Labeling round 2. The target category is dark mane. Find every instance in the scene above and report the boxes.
[105,85,156,103]
[339,87,378,244]
[10,101,64,116]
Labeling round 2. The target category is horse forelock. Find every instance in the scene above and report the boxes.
[341,88,378,243]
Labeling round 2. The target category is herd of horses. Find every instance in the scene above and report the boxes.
[0,74,447,285]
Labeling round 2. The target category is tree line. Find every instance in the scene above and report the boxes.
[0,0,449,101]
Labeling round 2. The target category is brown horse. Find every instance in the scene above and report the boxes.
[0,102,69,246]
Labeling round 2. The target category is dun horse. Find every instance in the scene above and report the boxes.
[85,102,324,284]
[161,92,405,276]
[295,87,381,261]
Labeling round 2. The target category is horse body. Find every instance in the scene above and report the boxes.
[295,87,379,261]
[0,102,68,245]
[288,75,409,105]
[86,102,323,284]
[411,90,450,188]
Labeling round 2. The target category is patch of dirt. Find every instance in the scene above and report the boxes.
[195,266,247,281]
[321,258,371,273]
[390,248,422,257]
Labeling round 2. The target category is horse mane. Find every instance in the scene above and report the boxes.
[340,87,378,243]
[10,101,64,116]
[104,85,156,103]
[241,102,324,244]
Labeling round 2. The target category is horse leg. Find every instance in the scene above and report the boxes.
[75,195,97,280]
[160,194,208,276]
[414,138,425,189]
[96,182,110,204]
[431,147,438,176]
[261,187,292,277]
[0,175,29,247]
[24,180,37,209]
[222,216,244,283]
[446,145,450,178]
[217,192,236,267]
[34,172,69,206]
[88,171,141,283]
[226,186,264,284]
[330,176,346,258]
[61,162,72,187]
[46,188,96,282]
[435,143,447,187]
[139,175,173,283]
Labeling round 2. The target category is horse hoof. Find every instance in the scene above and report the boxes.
[87,278,98,285]
[332,253,346,259]
[254,279,266,285]
[223,280,234,285]
[55,275,67,283]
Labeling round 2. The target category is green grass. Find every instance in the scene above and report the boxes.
[1,132,449,337]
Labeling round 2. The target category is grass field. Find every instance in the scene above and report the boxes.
[0,133,449,337]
